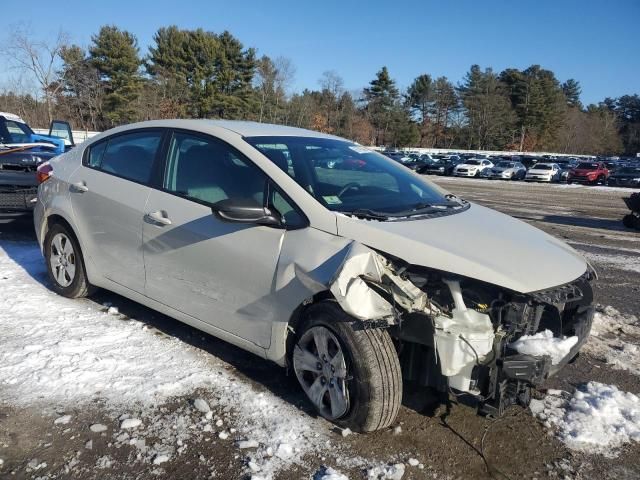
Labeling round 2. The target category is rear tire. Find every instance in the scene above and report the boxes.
[44,223,94,298]
[292,301,402,432]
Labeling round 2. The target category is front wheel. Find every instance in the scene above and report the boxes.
[292,301,402,432]
[44,223,94,298]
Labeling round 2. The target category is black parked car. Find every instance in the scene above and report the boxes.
[0,113,73,212]
[418,158,461,176]
[608,166,640,188]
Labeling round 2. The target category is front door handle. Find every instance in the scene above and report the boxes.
[145,211,172,226]
[70,182,89,193]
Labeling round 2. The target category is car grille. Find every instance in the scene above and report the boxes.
[457,169,468,173]
[0,187,38,211]
[0,164,37,172]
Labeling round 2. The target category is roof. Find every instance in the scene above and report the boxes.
[0,112,26,123]
[202,120,342,139]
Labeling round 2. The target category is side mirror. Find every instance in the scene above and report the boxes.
[212,199,282,227]
[49,120,74,148]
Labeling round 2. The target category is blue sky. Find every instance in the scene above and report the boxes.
[3,0,638,105]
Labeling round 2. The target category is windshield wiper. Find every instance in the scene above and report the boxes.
[345,208,390,221]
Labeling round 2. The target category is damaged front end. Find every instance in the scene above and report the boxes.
[328,244,595,417]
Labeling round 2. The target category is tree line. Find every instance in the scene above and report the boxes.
[1,24,638,156]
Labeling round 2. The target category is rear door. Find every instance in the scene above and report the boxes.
[68,129,165,293]
[142,130,301,348]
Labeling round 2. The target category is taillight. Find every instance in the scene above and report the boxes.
[36,162,53,184]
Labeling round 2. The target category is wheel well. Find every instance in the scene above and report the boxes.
[46,214,78,242]
[284,290,335,366]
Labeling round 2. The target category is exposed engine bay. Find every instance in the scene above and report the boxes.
[327,244,595,416]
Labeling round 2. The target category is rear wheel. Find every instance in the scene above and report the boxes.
[44,223,94,298]
[292,301,402,432]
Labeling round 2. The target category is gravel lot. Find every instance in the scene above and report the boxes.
[1,178,639,480]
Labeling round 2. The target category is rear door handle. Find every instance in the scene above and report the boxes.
[70,182,89,193]
[145,211,172,226]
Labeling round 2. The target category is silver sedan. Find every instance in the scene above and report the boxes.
[34,120,595,430]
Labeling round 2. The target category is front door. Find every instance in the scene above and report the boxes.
[142,131,285,348]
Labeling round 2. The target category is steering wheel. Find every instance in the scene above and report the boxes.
[337,182,361,199]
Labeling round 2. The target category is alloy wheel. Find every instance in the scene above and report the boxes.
[49,233,76,287]
[293,325,349,420]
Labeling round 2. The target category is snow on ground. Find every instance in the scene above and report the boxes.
[530,382,640,456]
[0,241,331,478]
[584,305,640,376]
[509,330,578,364]
[580,250,640,274]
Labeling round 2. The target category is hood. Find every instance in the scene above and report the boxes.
[336,203,588,293]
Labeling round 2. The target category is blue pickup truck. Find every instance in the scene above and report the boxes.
[0,113,74,212]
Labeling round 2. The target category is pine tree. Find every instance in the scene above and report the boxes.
[562,79,582,109]
[458,65,515,150]
[89,26,142,125]
[363,66,403,145]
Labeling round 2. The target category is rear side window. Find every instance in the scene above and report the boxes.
[86,131,162,184]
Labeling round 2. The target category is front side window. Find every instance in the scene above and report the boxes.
[89,131,162,184]
[246,136,465,220]
[1,120,32,143]
[164,132,267,206]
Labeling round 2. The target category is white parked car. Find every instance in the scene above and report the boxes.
[525,163,561,182]
[453,159,494,177]
[34,120,595,430]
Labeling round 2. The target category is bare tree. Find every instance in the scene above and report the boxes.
[2,25,69,124]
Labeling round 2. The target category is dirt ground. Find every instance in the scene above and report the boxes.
[1,177,639,479]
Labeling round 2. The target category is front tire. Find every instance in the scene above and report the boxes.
[292,301,402,432]
[44,223,94,298]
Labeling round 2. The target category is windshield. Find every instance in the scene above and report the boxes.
[0,119,33,144]
[465,160,481,165]
[496,162,515,168]
[245,136,463,218]
[534,164,553,170]
[576,163,599,170]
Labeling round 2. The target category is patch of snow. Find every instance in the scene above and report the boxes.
[584,305,640,376]
[509,329,578,365]
[0,241,331,479]
[407,458,419,467]
[193,398,210,413]
[581,251,640,274]
[153,454,170,465]
[392,426,402,435]
[530,382,640,456]
[54,414,72,425]
[316,466,349,480]
[238,439,259,449]
[341,428,352,438]
[367,463,405,480]
[120,418,142,430]
[218,431,229,440]
[107,306,119,315]
[85,440,93,450]
[90,423,108,433]
[275,443,294,460]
